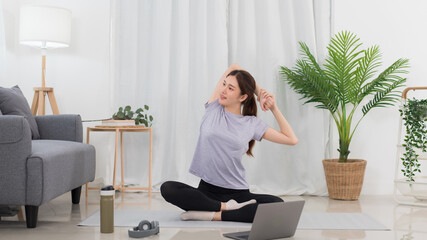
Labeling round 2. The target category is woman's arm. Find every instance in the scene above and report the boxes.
[208,63,242,104]
[208,63,265,104]
[260,90,298,145]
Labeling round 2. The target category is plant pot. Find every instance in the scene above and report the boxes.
[322,159,367,200]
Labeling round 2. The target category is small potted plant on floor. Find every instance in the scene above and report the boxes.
[280,31,409,200]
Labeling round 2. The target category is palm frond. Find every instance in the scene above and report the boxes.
[280,61,339,113]
[324,31,364,105]
[299,42,325,76]
[361,77,406,115]
[358,58,409,102]
[351,45,382,104]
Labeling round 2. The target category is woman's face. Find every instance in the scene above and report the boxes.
[218,75,247,107]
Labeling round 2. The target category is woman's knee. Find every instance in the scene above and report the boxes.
[160,181,178,201]
[270,195,284,203]
[256,195,284,204]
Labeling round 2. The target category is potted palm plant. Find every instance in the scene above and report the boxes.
[280,31,409,200]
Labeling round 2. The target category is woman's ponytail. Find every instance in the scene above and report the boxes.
[243,95,257,157]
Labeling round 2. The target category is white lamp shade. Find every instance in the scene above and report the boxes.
[19,5,71,49]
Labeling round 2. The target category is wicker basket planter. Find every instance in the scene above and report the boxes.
[322,159,367,200]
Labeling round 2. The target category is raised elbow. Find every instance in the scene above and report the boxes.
[289,138,298,146]
[231,63,241,69]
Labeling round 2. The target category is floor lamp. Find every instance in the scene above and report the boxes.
[19,5,72,116]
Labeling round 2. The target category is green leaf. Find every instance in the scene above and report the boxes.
[145,105,149,110]
[279,30,410,162]
[126,111,134,119]
[359,59,409,102]
[400,98,427,180]
[324,31,364,106]
[124,106,131,111]
[361,78,406,116]
[149,115,153,121]
[142,119,148,127]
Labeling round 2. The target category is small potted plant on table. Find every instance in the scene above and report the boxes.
[111,105,154,127]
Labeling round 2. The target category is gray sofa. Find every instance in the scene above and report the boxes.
[0,114,96,228]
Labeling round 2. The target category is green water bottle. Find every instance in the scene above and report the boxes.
[100,185,115,233]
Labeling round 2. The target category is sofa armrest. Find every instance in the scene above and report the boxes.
[35,114,83,142]
[0,115,32,205]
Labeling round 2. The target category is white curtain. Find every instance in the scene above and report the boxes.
[227,0,332,195]
[112,0,332,195]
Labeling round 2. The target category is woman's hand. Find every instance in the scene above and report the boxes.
[264,94,276,111]
[258,89,276,112]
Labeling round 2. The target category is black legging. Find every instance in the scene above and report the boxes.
[160,180,283,223]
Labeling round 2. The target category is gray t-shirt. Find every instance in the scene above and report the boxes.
[189,99,269,189]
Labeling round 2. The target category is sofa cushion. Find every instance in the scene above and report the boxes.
[35,115,83,142]
[26,140,96,206]
[0,116,32,205]
[0,86,40,139]
[0,115,30,144]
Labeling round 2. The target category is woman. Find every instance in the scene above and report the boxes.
[161,63,298,223]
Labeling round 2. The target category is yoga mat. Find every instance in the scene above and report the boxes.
[80,209,250,229]
[78,209,389,230]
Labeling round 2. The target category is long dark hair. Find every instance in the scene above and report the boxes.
[227,70,257,157]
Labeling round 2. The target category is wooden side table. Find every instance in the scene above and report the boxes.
[86,125,152,197]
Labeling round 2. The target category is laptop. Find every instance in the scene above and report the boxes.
[223,200,305,240]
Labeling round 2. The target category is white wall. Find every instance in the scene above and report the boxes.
[333,0,427,194]
[2,0,111,118]
[1,0,113,184]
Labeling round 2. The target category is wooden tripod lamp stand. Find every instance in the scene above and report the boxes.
[19,5,72,116]
[31,52,60,115]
